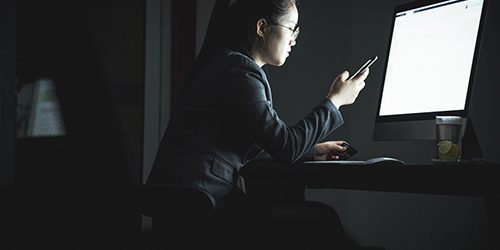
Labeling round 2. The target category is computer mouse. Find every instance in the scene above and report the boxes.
[366,157,405,165]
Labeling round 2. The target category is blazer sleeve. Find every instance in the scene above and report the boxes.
[219,62,344,165]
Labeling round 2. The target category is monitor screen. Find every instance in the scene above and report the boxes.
[374,0,486,141]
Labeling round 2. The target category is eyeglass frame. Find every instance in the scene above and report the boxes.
[271,22,300,41]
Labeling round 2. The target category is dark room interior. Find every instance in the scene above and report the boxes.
[4,0,500,249]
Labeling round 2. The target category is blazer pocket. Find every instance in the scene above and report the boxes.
[210,157,235,185]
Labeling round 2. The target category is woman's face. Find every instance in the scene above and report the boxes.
[255,4,299,67]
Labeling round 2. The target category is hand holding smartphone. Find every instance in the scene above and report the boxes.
[347,56,378,80]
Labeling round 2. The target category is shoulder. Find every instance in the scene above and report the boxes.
[218,49,269,103]
[224,50,264,75]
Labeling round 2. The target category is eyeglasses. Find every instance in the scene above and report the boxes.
[273,23,300,41]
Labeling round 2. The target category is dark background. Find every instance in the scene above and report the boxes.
[14,1,145,248]
[6,0,500,249]
[1,0,15,246]
[1,0,15,187]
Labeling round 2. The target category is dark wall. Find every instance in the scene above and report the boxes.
[0,0,15,188]
[79,1,146,172]
[16,1,145,247]
[16,1,145,172]
[1,0,15,247]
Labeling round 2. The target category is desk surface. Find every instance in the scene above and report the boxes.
[241,160,500,197]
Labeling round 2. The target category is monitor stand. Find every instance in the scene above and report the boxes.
[461,118,483,161]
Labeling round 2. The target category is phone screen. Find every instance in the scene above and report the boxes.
[347,56,378,80]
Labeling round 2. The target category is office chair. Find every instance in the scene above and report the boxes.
[137,184,217,249]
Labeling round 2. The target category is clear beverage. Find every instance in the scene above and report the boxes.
[436,116,463,161]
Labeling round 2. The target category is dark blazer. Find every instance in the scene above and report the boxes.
[147,48,344,205]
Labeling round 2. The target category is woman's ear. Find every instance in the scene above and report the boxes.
[256,18,268,38]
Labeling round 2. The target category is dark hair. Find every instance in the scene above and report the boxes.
[225,0,299,54]
[182,0,298,96]
[198,0,298,61]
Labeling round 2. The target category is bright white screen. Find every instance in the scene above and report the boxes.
[379,0,484,116]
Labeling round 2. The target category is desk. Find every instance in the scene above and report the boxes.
[241,161,500,249]
[242,161,500,196]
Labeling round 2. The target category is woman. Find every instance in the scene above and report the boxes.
[148,0,367,206]
[148,0,368,248]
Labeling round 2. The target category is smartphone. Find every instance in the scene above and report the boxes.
[347,56,378,80]
[337,142,358,160]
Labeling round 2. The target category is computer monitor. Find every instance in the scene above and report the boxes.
[374,0,487,143]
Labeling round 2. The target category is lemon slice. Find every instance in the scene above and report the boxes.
[438,141,452,154]
[437,140,460,160]
[449,143,460,159]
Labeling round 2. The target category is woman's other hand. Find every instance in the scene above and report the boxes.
[313,141,347,161]
[327,69,368,107]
